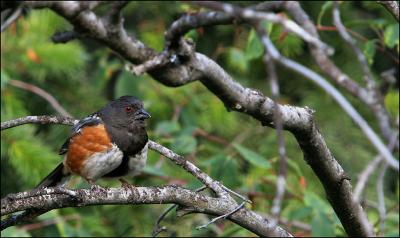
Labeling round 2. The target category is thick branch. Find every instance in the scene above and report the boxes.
[0,115,77,130]
[6,1,389,236]
[1,116,291,237]
[0,116,228,198]
[0,186,292,237]
[377,1,400,21]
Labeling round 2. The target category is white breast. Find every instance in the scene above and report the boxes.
[127,142,148,176]
[80,144,123,181]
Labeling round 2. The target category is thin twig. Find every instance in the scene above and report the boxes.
[354,131,398,202]
[20,214,80,231]
[147,141,228,197]
[376,162,389,236]
[9,79,72,117]
[152,186,208,237]
[151,204,177,237]
[354,157,383,203]
[260,212,311,232]
[193,128,230,146]
[196,202,245,230]
[258,24,287,227]
[316,25,399,65]
[333,1,376,92]
[285,1,397,149]
[1,5,22,32]
[193,1,334,54]
[220,185,252,204]
[260,33,398,171]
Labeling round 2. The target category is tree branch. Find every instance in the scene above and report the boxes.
[0,185,290,237]
[259,29,287,228]
[282,1,398,150]
[333,1,376,92]
[8,79,72,117]
[376,162,389,235]
[354,131,398,203]
[377,1,400,21]
[1,4,22,32]
[1,116,291,237]
[194,1,334,55]
[4,1,391,236]
[0,115,77,130]
[170,1,397,170]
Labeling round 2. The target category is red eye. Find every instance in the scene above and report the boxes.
[125,106,133,112]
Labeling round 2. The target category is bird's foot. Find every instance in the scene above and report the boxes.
[88,180,107,194]
[119,178,136,190]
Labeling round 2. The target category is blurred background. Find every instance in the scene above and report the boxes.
[1,1,398,237]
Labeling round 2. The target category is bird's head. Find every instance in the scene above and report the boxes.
[99,95,151,130]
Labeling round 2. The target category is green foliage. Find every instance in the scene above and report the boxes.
[233,143,271,169]
[1,1,399,237]
[317,1,333,26]
[384,90,399,117]
[245,29,264,60]
[226,47,248,73]
[384,23,399,49]
[363,40,376,65]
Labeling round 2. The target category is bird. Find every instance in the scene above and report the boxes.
[36,95,151,189]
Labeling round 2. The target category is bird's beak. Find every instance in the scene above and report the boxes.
[135,108,151,120]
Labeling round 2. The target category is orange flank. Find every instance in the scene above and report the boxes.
[65,125,112,174]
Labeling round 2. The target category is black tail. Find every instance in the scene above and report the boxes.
[36,163,70,189]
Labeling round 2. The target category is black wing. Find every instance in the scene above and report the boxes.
[58,113,103,155]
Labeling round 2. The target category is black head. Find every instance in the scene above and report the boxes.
[98,95,150,129]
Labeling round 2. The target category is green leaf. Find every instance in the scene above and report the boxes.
[245,29,264,60]
[1,69,10,91]
[143,166,166,177]
[185,29,199,41]
[384,23,399,48]
[208,154,241,188]
[304,191,331,213]
[363,40,376,65]
[155,121,181,135]
[289,206,313,220]
[317,1,333,26]
[0,226,31,237]
[286,157,303,177]
[226,48,248,73]
[312,211,335,237]
[384,90,399,117]
[233,144,270,169]
[171,134,197,154]
[262,20,274,35]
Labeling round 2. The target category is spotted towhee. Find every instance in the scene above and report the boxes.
[36,95,151,189]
